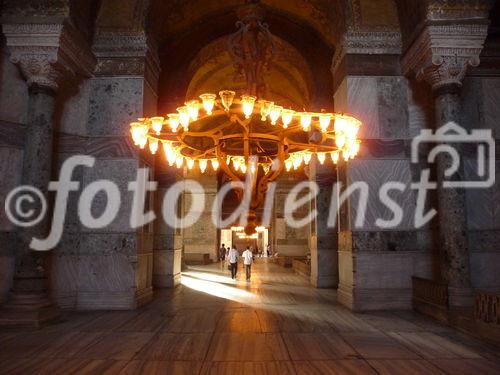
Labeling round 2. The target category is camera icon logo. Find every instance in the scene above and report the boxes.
[411,122,495,189]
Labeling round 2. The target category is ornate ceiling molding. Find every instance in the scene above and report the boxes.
[427,0,495,21]
[92,32,160,90]
[402,23,489,91]
[331,30,402,75]
[2,23,96,92]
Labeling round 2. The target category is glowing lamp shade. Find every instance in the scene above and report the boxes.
[211,159,219,171]
[331,151,340,164]
[269,105,283,125]
[240,164,247,174]
[300,112,313,131]
[185,100,200,121]
[150,116,164,135]
[199,159,208,173]
[163,142,176,166]
[149,138,159,154]
[303,152,312,165]
[317,152,326,165]
[334,115,350,133]
[259,100,274,121]
[130,122,147,146]
[177,106,190,130]
[175,156,184,169]
[336,134,346,149]
[199,93,216,115]
[241,95,256,119]
[219,90,236,111]
[285,159,293,172]
[319,113,332,133]
[168,113,180,132]
[281,109,295,128]
[232,157,242,171]
[186,158,195,170]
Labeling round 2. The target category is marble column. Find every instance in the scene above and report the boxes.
[0,23,95,326]
[403,22,490,308]
[309,161,338,288]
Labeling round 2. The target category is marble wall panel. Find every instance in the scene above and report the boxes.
[464,160,500,230]
[346,77,380,139]
[80,158,139,233]
[58,80,91,136]
[87,77,144,136]
[0,47,28,125]
[377,77,409,139]
[470,252,500,291]
[481,78,500,138]
[347,159,417,231]
[407,78,433,138]
[0,147,23,231]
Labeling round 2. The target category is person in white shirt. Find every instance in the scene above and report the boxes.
[242,246,253,281]
[228,246,239,279]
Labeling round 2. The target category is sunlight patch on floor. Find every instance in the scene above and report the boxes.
[181,273,256,303]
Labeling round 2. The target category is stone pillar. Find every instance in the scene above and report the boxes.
[309,160,338,288]
[153,169,182,287]
[0,23,94,327]
[403,22,490,308]
[182,170,218,262]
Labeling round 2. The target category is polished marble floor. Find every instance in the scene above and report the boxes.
[1,260,499,374]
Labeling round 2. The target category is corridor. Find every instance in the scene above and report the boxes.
[0,261,499,375]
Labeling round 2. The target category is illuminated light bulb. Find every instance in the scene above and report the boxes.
[130,122,143,145]
[149,138,159,154]
[219,90,236,111]
[199,93,216,115]
[163,143,176,166]
[187,158,195,170]
[281,109,295,128]
[240,164,247,174]
[250,163,257,174]
[331,151,340,164]
[317,152,326,165]
[259,100,274,121]
[150,116,164,135]
[345,120,361,138]
[269,105,283,125]
[300,112,313,131]
[232,157,242,171]
[185,100,200,121]
[168,113,180,132]
[336,134,346,149]
[211,159,219,171]
[199,159,208,173]
[343,150,350,161]
[334,116,349,133]
[293,155,302,170]
[139,135,148,149]
[285,159,293,172]
[319,113,332,133]
[177,106,190,130]
[303,152,312,165]
[241,95,256,119]
[175,156,184,169]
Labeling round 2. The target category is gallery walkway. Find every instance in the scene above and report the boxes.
[0,260,499,375]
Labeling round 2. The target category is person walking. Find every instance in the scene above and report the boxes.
[242,246,253,281]
[219,243,226,270]
[228,246,239,280]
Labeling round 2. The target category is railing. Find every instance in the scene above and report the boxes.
[475,291,500,325]
[412,277,448,307]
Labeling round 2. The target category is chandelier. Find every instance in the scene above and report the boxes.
[128,1,362,235]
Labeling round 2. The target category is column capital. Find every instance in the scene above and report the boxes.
[402,22,489,91]
[2,23,96,92]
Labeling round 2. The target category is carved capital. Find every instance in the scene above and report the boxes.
[331,31,402,76]
[2,23,96,92]
[402,23,489,91]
